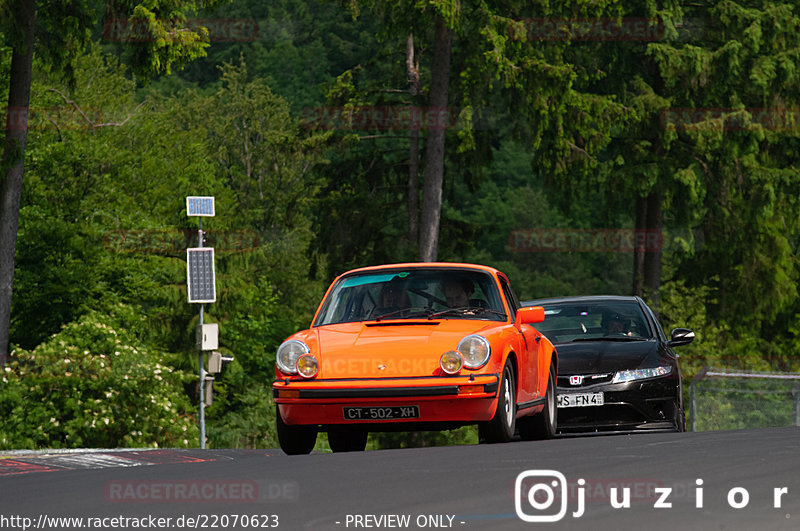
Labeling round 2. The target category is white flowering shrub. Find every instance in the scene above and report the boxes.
[0,308,198,449]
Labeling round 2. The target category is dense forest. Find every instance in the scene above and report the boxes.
[2,0,800,450]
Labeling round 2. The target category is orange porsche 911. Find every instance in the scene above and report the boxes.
[272,263,558,454]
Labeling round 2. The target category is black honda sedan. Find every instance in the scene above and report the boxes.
[522,295,694,433]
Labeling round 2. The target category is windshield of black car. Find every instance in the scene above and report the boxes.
[313,269,506,325]
[531,301,654,344]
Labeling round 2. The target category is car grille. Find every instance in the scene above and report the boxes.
[558,404,647,427]
[558,373,613,388]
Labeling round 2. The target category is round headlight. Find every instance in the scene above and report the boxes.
[296,354,319,378]
[457,335,491,369]
[276,340,310,374]
[440,350,464,375]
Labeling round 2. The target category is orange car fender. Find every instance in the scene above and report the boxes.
[501,328,538,405]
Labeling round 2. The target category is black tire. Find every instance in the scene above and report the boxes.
[518,363,557,441]
[479,360,516,443]
[276,406,317,455]
[327,426,368,452]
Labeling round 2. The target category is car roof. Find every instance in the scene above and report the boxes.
[522,295,642,306]
[339,262,504,278]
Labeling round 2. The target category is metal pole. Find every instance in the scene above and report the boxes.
[793,384,799,428]
[689,367,709,432]
[187,198,215,449]
[689,380,695,432]
[199,305,205,449]
[198,218,205,449]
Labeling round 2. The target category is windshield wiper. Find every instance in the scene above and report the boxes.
[373,308,435,321]
[373,309,409,321]
[428,307,506,320]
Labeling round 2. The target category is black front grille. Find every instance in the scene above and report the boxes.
[558,373,613,388]
[558,404,647,427]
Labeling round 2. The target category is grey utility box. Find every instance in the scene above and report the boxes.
[196,323,219,351]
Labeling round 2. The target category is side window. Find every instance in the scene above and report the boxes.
[499,278,519,319]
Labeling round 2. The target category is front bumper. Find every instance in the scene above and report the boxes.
[556,377,681,433]
[273,374,499,426]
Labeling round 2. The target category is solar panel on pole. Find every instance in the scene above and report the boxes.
[186,196,215,217]
[187,248,216,303]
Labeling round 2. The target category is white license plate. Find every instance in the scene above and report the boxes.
[557,392,604,408]
[343,406,419,420]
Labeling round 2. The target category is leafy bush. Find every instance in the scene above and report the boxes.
[0,307,198,449]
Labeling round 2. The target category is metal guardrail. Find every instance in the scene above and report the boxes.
[689,368,800,431]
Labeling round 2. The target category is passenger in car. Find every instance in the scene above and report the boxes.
[374,279,411,315]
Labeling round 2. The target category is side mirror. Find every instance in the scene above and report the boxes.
[667,328,694,348]
[515,306,545,328]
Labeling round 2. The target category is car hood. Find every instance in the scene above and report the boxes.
[311,320,498,379]
[555,339,671,375]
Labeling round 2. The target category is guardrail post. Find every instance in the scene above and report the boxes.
[689,367,709,432]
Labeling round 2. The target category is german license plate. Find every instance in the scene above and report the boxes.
[557,392,604,408]
[343,406,419,420]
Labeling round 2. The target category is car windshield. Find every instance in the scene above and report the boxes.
[531,300,654,344]
[314,268,506,325]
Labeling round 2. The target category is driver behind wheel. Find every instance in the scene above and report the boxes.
[602,312,630,336]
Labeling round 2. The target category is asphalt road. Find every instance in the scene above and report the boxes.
[1,428,799,531]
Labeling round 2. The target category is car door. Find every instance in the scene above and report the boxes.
[499,277,540,402]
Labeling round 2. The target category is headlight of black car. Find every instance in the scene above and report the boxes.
[611,366,672,384]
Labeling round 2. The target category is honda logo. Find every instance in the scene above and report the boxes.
[569,375,583,386]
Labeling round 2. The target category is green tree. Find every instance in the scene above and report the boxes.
[11,46,225,351]
[7,47,327,448]
[646,1,800,329]
[330,1,634,268]
[1,0,225,367]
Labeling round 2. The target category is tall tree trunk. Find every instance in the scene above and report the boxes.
[0,0,36,368]
[418,15,451,262]
[406,33,420,244]
[632,195,647,297]
[643,191,663,310]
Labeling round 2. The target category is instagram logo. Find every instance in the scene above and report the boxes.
[514,470,570,522]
